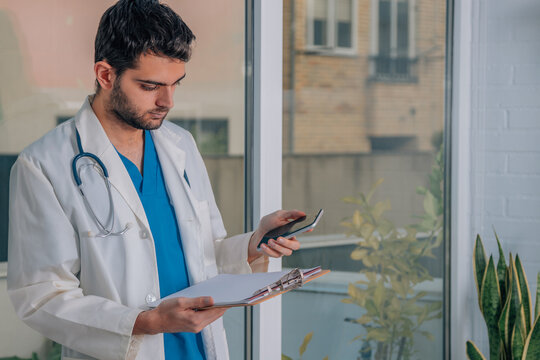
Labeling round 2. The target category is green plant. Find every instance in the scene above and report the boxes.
[341,178,442,360]
[341,146,444,360]
[0,341,61,360]
[0,355,38,360]
[282,332,329,360]
[466,234,540,360]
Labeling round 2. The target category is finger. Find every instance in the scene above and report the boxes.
[259,243,282,258]
[276,236,300,251]
[192,307,228,332]
[282,209,306,220]
[177,296,214,310]
[267,239,293,256]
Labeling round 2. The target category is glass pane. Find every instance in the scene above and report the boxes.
[378,0,392,56]
[336,0,353,48]
[282,0,447,358]
[0,0,245,358]
[397,1,409,56]
[313,0,328,46]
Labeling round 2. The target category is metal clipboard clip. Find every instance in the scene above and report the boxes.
[253,268,305,297]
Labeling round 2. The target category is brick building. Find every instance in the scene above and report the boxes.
[283,0,447,153]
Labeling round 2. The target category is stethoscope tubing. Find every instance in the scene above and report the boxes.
[72,129,130,237]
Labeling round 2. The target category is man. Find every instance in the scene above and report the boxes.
[7,1,302,359]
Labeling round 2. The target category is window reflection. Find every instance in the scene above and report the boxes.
[283,0,446,358]
[0,0,246,357]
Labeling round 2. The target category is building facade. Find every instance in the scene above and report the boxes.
[283,0,446,154]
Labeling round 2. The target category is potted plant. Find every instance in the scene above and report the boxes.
[467,234,540,359]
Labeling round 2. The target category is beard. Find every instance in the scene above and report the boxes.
[107,79,169,130]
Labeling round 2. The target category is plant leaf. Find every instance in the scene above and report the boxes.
[523,316,540,360]
[299,332,313,357]
[423,191,437,218]
[367,327,390,342]
[509,256,524,346]
[466,340,487,360]
[516,254,532,333]
[351,248,368,261]
[480,256,502,360]
[282,355,293,360]
[499,284,512,355]
[352,210,363,228]
[356,314,373,325]
[512,303,526,360]
[535,273,540,323]
[372,199,391,221]
[474,235,488,310]
[366,178,384,203]
[495,230,508,304]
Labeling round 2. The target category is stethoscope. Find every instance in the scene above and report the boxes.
[72,129,131,237]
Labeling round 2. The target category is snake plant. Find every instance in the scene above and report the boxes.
[467,234,540,359]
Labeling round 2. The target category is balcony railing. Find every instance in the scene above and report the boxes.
[369,55,418,82]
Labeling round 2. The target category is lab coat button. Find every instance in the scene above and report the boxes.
[140,230,148,239]
[145,293,157,304]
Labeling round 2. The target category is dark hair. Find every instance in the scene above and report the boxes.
[94,0,195,91]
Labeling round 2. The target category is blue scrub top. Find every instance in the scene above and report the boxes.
[118,130,205,360]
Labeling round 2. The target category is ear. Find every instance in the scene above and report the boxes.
[94,61,115,90]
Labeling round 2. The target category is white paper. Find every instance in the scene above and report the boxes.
[149,267,321,307]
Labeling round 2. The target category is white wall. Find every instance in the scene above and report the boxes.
[459,0,540,356]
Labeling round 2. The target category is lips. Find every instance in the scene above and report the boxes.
[149,111,167,118]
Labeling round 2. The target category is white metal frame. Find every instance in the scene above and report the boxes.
[450,0,473,357]
[251,1,283,359]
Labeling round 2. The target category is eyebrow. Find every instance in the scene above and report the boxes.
[135,73,186,86]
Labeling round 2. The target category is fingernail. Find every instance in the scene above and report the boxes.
[277,237,285,244]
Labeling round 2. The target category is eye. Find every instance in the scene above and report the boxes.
[141,84,158,91]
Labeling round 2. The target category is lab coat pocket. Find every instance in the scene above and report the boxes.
[77,226,130,297]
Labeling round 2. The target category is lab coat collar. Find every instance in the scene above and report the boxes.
[73,96,151,231]
[151,125,199,223]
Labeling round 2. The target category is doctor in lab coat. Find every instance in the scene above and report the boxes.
[7,1,303,359]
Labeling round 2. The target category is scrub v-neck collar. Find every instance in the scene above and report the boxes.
[116,130,158,196]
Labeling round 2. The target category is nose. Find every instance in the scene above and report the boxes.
[156,86,174,109]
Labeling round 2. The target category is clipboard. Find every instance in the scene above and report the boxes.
[148,266,330,309]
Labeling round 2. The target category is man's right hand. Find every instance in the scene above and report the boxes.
[132,297,226,335]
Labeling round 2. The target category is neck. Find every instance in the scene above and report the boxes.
[91,93,145,171]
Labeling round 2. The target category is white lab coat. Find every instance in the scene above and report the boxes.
[7,98,253,360]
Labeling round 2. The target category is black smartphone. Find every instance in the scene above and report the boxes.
[257,209,324,249]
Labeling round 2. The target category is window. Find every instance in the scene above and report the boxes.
[170,118,229,155]
[0,155,16,262]
[283,0,447,357]
[0,1,247,357]
[307,0,356,53]
[371,0,417,81]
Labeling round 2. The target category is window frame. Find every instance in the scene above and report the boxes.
[449,0,473,357]
[245,0,284,359]
[305,0,358,55]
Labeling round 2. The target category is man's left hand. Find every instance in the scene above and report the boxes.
[247,209,305,263]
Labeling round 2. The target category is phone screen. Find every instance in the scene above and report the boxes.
[258,209,323,249]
